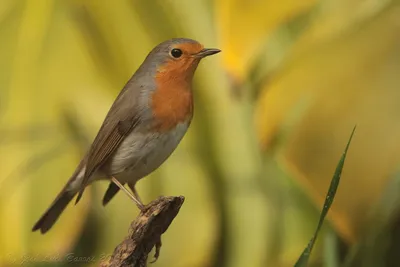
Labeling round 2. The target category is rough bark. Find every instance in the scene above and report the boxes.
[101,196,185,267]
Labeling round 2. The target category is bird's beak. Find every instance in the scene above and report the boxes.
[195,48,221,58]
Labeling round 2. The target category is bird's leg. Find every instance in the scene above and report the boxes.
[111,177,144,211]
[127,182,144,206]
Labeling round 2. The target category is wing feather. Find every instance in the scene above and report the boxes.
[75,84,143,203]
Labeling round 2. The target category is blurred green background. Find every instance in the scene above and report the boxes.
[1,0,400,266]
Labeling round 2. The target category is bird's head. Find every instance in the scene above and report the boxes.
[141,38,220,82]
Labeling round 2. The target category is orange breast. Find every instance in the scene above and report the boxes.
[151,75,194,132]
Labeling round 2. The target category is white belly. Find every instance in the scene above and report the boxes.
[108,122,189,184]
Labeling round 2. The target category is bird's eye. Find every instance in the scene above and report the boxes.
[170,48,183,58]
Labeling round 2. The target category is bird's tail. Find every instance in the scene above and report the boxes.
[32,188,75,234]
[32,162,85,234]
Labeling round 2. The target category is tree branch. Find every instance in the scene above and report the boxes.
[101,196,185,267]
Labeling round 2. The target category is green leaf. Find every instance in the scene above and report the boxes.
[294,125,357,267]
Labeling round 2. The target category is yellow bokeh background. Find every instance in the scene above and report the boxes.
[1,0,400,266]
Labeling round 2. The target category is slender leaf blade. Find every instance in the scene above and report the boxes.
[294,125,357,267]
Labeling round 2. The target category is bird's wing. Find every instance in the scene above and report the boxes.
[75,85,142,203]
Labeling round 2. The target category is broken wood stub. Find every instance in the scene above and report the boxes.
[102,196,185,267]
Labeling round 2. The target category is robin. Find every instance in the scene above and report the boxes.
[32,38,220,234]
